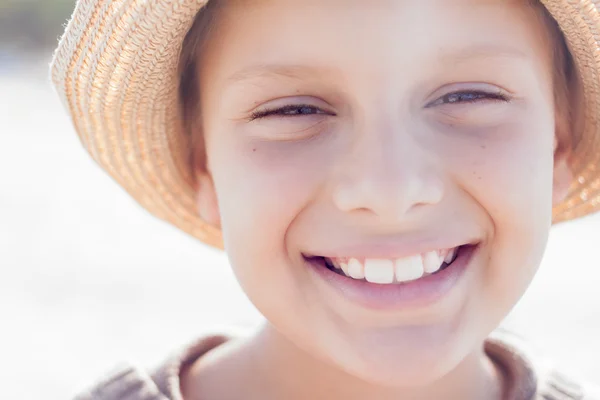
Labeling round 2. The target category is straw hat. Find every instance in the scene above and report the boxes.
[51,0,600,249]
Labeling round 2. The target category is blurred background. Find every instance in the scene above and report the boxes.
[0,1,599,399]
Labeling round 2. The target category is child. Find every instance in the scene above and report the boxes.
[51,0,600,399]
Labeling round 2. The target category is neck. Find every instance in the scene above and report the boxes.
[246,323,506,400]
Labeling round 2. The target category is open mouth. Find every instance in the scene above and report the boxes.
[305,245,470,285]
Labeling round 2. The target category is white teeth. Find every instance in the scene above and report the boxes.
[395,255,424,282]
[348,258,365,279]
[422,251,442,274]
[444,247,457,264]
[331,258,342,269]
[340,262,349,275]
[327,247,459,284]
[364,259,395,284]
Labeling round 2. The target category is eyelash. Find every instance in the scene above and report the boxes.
[428,90,509,107]
[249,90,509,121]
[250,104,327,121]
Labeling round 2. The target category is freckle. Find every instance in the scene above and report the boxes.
[480,145,486,149]
[252,148,256,152]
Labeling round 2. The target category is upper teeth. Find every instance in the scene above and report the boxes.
[329,248,458,284]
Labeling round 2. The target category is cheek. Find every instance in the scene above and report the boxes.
[218,140,326,232]
[458,122,555,227]
[207,135,341,332]
[208,135,330,279]
[454,117,555,315]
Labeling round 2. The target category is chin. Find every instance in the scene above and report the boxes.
[330,326,474,388]
[341,353,456,388]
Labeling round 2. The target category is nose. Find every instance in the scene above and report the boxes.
[332,124,444,222]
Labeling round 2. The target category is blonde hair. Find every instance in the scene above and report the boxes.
[178,0,578,173]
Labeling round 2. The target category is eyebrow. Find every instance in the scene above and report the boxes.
[226,64,339,84]
[225,44,529,84]
[437,43,529,64]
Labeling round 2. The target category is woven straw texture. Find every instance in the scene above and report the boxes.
[51,0,600,249]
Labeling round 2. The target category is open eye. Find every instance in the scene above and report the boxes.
[249,104,330,121]
[427,90,509,107]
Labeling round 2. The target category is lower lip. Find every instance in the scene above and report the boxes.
[306,245,476,311]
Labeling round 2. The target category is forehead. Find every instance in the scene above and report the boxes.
[201,0,555,89]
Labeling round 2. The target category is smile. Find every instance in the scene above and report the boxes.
[304,243,478,310]
[322,247,459,284]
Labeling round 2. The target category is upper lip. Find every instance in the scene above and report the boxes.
[304,237,480,260]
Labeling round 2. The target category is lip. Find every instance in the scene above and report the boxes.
[305,244,477,311]
[305,237,479,260]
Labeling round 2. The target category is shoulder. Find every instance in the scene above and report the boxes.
[72,333,233,400]
[487,329,599,400]
[72,363,169,400]
[538,368,600,400]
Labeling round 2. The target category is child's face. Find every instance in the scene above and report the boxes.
[196,0,568,386]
